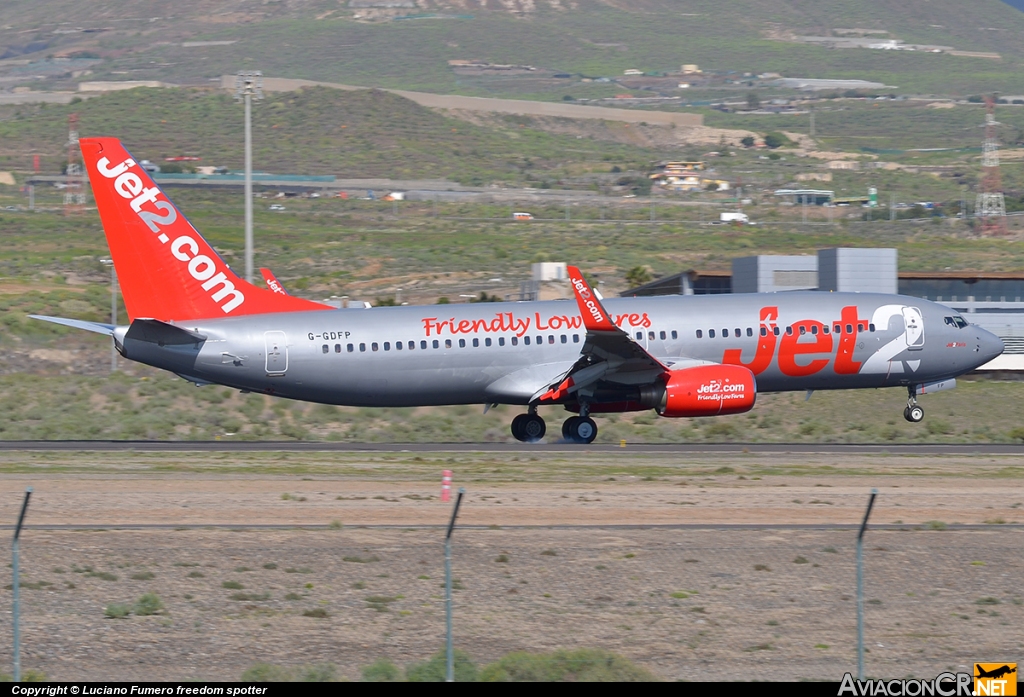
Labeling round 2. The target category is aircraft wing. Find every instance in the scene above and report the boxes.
[534,266,671,403]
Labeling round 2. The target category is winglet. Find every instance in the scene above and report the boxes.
[567,265,617,332]
[260,268,289,296]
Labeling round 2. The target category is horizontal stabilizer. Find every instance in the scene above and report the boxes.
[29,315,115,335]
[125,319,206,346]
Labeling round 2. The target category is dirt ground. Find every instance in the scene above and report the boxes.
[0,450,1021,681]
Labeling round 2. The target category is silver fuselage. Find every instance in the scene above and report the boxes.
[116,293,1004,407]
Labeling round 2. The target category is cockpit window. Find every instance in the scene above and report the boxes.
[944,316,969,329]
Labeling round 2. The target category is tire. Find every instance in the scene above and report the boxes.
[521,414,546,442]
[562,416,579,441]
[569,416,598,444]
[511,414,530,442]
[903,406,912,422]
[908,405,924,423]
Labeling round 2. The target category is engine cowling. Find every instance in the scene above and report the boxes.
[656,364,756,418]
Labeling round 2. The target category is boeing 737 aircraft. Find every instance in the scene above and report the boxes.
[32,138,1005,443]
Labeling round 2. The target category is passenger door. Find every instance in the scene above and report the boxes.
[902,307,924,351]
[264,331,288,375]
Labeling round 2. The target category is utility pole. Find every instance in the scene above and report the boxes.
[857,489,878,681]
[236,71,263,284]
[810,108,816,138]
[890,193,896,222]
[12,488,33,683]
[445,488,465,682]
[976,96,1007,235]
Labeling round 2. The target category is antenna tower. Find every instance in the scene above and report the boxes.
[974,97,1007,235]
[64,113,86,216]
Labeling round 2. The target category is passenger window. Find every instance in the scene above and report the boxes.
[409,341,415,350]
[498,337,505,346]
[869,323,875,332]
[722,328,728,337]
[560,334,567,344]
[834,324,841,334]
[573,334,580,343]
[811,326,818,335]
[636,332,643,340]
[857,324,865,333]
[786,327,793,336]
[548,335,554,344]
[734,328,740,337]
[432,340,438,349]
[359,343,366,352]
[322,344,329,354]
[335,344,341,353]
[671,330,678,339]
[396,341,402,350]
[746,328,753,337]
[472,338,479,347]
[660,331,666,340]
[347,344,354,353]
[383,342,390,351]
[696,329,703,338]
[799,326,806,336]
[524,336,531,345]
[649,331,656,341]
[459,339,466,348]
[760,327,767,337]
[822,325,829,335]
[445,339,452,349]
[709,329,715,338]
[845,324,853,334]
[372,342,379,352]
[773,327,780,336]
[511,337,518,346]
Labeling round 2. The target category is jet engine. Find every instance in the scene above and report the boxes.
[650,364,757,418]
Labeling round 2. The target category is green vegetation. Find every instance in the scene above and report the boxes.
[362,658,404,683]
[103,603,130,619]
[302,608,329,618]
[133,593,165,616]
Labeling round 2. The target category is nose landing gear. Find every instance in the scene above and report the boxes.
[511,407,546,442]
[904,388,924,423]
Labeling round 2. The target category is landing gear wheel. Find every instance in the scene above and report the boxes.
[905,405,924,423]
[520,414,546,442]
[562,416,579,441]
[511,414,530,442]
[565,416,598,444]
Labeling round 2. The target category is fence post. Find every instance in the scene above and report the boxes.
[445,488,465,682]
[12,487,32,683]
[857,488,878,681]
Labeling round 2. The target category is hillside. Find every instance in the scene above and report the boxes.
[0,86,660,180]
[2,1,1024,99]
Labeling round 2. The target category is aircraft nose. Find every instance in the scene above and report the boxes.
[977,329,1004,363]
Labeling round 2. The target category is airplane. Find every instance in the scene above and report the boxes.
[31,137,1005,444]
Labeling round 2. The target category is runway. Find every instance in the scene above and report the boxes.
[1,440,1023,455]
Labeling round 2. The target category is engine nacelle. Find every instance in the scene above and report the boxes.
[657,364,756,418]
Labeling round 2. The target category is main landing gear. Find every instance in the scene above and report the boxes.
[904,387,924,423]
[510,406,599,444]
[511,408,546,442]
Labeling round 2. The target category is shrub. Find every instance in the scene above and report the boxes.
[495,554,509,563]
[104,603,131,619]
[130,571,155,580]
[297,664,337,682]
[263,563,278,570]
[407,649,478,682]
[362,658,404,682]
[302,608,329,618]
[479,648,658,682]
[222,580,244,589]
[134,593,164,616]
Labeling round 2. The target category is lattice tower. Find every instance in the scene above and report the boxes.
[975,97,1007,235]
[64,113,86,216]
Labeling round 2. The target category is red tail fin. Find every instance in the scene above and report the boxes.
[567,265,617,332]
[81,137,329,322]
